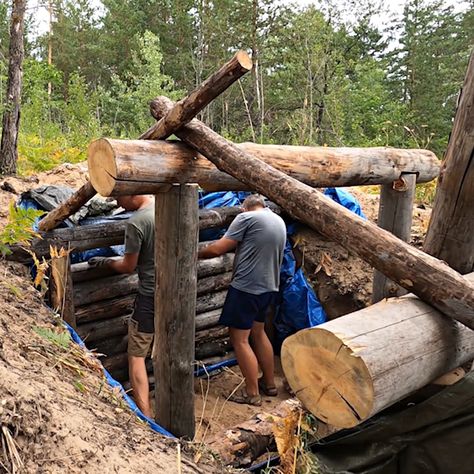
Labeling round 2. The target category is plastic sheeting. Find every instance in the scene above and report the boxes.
[312,372,474,474]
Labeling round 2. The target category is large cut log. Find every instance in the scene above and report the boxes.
[88,138,440,196]
[195,325,228,344]
[140,51,252,140]
[154,184,198,439]
[150,96,474,328]
[197,253,234,278]
[38,181,96,232]
[76,314,130,342]
[372,175,416,302]
[281,274,474,429]
[8,208,240,264]
[75,294,135,323]
[73,273,138,306]
[92,334,128,356]
[424,52,474,274]
[195,338,232,360]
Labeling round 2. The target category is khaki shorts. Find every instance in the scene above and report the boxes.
[127,319,154,358]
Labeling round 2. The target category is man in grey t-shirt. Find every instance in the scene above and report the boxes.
[198,194,286,406]
[88,194,154,418]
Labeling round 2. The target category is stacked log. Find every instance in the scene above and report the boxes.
[73,241,235,382]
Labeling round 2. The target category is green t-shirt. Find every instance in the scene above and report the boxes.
[124,204,154,297]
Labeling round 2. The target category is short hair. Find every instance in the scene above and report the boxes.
[242,194,266,210]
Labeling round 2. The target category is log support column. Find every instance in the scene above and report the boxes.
[153,184,199,438]
[372,174,416,302]
[50,254,76,327]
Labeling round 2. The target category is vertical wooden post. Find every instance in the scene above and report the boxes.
[50,254,76,327]
[423,52,474,274]
[372,174,416,303]
[153,184,198,438]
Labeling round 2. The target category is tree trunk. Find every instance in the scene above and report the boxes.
[372,175,416,302]
[76,314,130,342]
[195,308,222,330]
[140,51,251,140]
[423,52,474,274]
[195,290,227,314]
[75,294,135,324]
[197,272,232,295]
[281,274,474,429]
[0,0,25,176]
[88,137,440,196]
[49,254,76,327]
[150,96,474,329]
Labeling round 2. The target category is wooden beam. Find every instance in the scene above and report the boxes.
[88,137,440,196]
[38,181,96,232]
[281,274,474,428]
[150,95,474,328]
[153,184,198,439]
[424,52,474,274]
[372,174,416,302]
[49,254,76,327]
[140,51,252,140]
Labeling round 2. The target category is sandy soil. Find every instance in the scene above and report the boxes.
[0,261,227,473]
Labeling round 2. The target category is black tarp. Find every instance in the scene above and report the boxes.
[312,371,474,474]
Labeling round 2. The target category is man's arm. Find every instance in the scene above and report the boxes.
[198,237,237,259]
[108,253,139,274]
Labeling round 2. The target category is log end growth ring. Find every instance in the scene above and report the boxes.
[235,50,253,71]
[88,138,117,196]
[281,327,374,428]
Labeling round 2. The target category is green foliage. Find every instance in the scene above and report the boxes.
[0,202,44,256]
[32,326,71,349]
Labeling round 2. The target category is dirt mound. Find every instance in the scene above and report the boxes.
[0,261,225,473]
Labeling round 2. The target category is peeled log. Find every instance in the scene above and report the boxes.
[197,272,232,295]
[87,138,440,196]
[75,294,135,323]
[281,273,474,429]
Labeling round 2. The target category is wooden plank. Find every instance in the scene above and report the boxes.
[88,138,440,196]
[372,174,416,302]
[150,95,474,329]
[140,51,252,140]
[424,52,474,274]
[153,184,198,439]
[282,273,474,428]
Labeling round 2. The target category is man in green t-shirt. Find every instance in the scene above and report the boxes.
[88,194,154,418]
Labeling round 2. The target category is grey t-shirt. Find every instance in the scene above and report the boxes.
[225,208,286,295]
[124,204,155,297]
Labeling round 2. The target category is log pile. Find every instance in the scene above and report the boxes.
[72,240,235,383]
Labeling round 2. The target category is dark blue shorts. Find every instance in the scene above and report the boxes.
[219,286,279,330]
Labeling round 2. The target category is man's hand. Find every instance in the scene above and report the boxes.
[88,256,112,268]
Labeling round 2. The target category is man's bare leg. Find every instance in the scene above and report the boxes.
[250,321,275,388]
[229,327,259,396]
[129,355,151,418]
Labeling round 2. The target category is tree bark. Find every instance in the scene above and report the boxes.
[196,253,234,278]
[88,137,440,196]
[281,274,474,429]
[154,184,198,439]
[197,272,232,295]
[0,0,25,176]
[140,51,252,140]
[75,294,135,324]
[196,290,227,314]
[150,96,474,329]
[423,52,474,274]
[37,181,96,232]
[76,314,130,342]
[372,175,416,302]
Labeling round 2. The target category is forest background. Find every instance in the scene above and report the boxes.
[0,0,472,184]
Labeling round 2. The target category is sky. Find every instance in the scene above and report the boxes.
[29,0,470,37]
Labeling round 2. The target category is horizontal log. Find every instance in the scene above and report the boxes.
[196,254,234,278]
[7,208,239,264]
[88,138,440,196]
[196,290,228,314]
[92,334,128,356]
[195,309,222,330]
[197,272,232,296]
[195,325,229,344]
[196,352,236,367]
[195,338,232,360]
[75,294,135,323]
[281,273,474,428]
[74,273,138,306]
[102,351,128,372]
[76,314,130,342]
